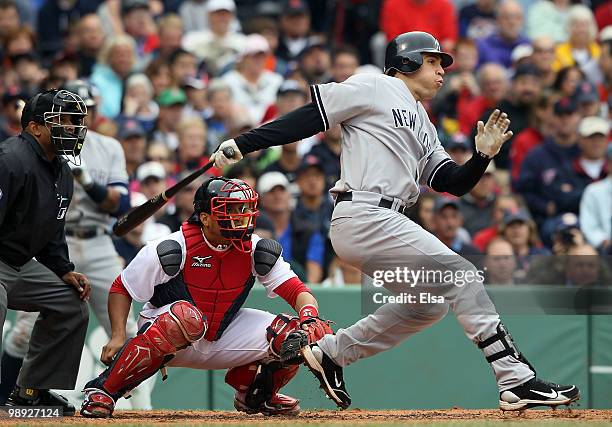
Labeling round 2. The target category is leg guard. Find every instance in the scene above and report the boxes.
[225,313,302,416]
[226,361,300,416]
[81,301,206,416]
[478,322,535,372]
[478,322,536,391]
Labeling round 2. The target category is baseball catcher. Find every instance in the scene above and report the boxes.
[80,177,332,417]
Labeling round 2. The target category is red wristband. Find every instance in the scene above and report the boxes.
[299,304,319,322]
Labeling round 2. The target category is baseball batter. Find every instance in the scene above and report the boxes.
[79,177,333,418]
[213,32,580,411]
[0,81,149,407]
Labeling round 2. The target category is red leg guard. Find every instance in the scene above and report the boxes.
[84,301,206,400]
[227,362,300,415]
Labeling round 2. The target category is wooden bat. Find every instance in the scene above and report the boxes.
[112,147,235,237]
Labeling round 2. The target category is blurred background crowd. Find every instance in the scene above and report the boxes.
[0,0,610,286]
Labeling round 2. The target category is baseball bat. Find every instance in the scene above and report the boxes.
[112,147,235,237]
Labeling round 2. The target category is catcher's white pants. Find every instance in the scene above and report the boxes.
[139,305,275,369]
[317,200,534,392]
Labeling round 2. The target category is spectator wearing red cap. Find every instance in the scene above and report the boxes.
[574,80,603,117]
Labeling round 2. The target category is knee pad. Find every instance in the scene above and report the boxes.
[85,301,206,400]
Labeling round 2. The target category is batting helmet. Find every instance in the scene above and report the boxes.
[193,177,259,252]
[384,31,453,75]
[62,79,99,108]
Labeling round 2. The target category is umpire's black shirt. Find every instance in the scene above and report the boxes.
[0,131,75,277]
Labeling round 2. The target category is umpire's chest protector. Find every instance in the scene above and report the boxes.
[181,223,255,340]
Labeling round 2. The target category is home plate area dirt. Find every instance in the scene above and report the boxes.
[0,408,611,426]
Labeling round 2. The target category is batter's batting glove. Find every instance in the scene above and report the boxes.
[68,158,94,188]
[212,139,242,169]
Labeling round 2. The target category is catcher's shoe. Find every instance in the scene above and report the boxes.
[301,344,351,409]
[6,386,75,416]
[499,377,580,411]
[80,388,115,418]
[234,391,300,416]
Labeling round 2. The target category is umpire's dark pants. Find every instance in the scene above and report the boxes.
[0,258,88,390]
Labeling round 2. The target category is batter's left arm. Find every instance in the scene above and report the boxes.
[428,109,512,196]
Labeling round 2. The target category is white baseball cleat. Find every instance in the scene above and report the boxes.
[499,377,580,411]
[301,344,351,409]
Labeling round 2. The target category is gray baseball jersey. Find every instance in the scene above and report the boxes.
[66,130,129,229]
[308,73,535,393]
[311,73,452,205]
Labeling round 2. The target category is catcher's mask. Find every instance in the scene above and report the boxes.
[193,178,259,252]
[23,89,88,164]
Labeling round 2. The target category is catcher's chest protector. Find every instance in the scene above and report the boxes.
[182,223,255,340]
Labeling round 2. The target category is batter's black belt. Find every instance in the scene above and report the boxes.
[334,192,413,216]
[65,226,107,239]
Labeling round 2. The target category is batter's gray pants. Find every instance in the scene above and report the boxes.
[0,258,88,389]
[317,201,534,391]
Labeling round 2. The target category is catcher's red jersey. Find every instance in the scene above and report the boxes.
[181,223,254,340]
[120,224,296,341]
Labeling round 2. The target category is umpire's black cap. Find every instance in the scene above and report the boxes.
[20,90,58,129]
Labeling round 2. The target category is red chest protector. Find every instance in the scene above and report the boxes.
[182,223,254,341]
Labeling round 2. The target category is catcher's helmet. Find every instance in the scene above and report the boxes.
[193,177,259,252]
[384,31,453,75]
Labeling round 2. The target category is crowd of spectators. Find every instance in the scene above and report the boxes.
[0,0,610,285]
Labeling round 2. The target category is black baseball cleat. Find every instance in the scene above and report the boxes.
[6,386,76,416]
[301,344,351,409]
[499,377,580,411]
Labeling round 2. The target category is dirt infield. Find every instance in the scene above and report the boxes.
[0,409,611,426]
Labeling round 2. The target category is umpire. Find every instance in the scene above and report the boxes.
[0,89,91,414]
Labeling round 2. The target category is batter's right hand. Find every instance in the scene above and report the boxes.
[212,139,242,169]
[101,335,126,365]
